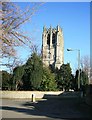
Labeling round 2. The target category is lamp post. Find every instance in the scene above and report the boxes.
[67,48,80,90]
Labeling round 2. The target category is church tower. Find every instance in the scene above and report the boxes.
[42,25,64,69]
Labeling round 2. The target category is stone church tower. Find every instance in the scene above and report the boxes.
[42,25,64,69]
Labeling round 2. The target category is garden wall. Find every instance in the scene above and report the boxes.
[0,91,64,99]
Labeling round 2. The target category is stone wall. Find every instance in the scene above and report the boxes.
[0,91,64,99]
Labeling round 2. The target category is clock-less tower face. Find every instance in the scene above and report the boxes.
[42,25,64,69]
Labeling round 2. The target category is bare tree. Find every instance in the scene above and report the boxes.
[0,1,43,68]
[81,55,90,72]
[81,55,91,84]
[7,57,23,73]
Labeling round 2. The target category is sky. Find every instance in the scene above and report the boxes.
[2,2,90,73]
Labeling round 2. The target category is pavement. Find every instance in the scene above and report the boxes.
[0,92,91,119]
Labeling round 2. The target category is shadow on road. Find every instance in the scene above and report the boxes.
[1,91,92,119]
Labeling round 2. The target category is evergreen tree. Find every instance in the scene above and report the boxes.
[12,65,25,90]
[22,52,43,90]
[22,52,57,91]
[2,70,12,90]
[74,69,89,91]
[40,66,57,91]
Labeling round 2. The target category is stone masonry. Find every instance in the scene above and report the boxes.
[42,25,64,69]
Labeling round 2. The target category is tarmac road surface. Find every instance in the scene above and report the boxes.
[0,92,91,119]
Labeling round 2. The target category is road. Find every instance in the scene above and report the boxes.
[0,92,91,119]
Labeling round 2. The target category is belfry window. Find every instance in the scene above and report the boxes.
[52,33,55,44]
[47,34,50,45]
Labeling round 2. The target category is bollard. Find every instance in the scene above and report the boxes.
[32,94,35,102]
